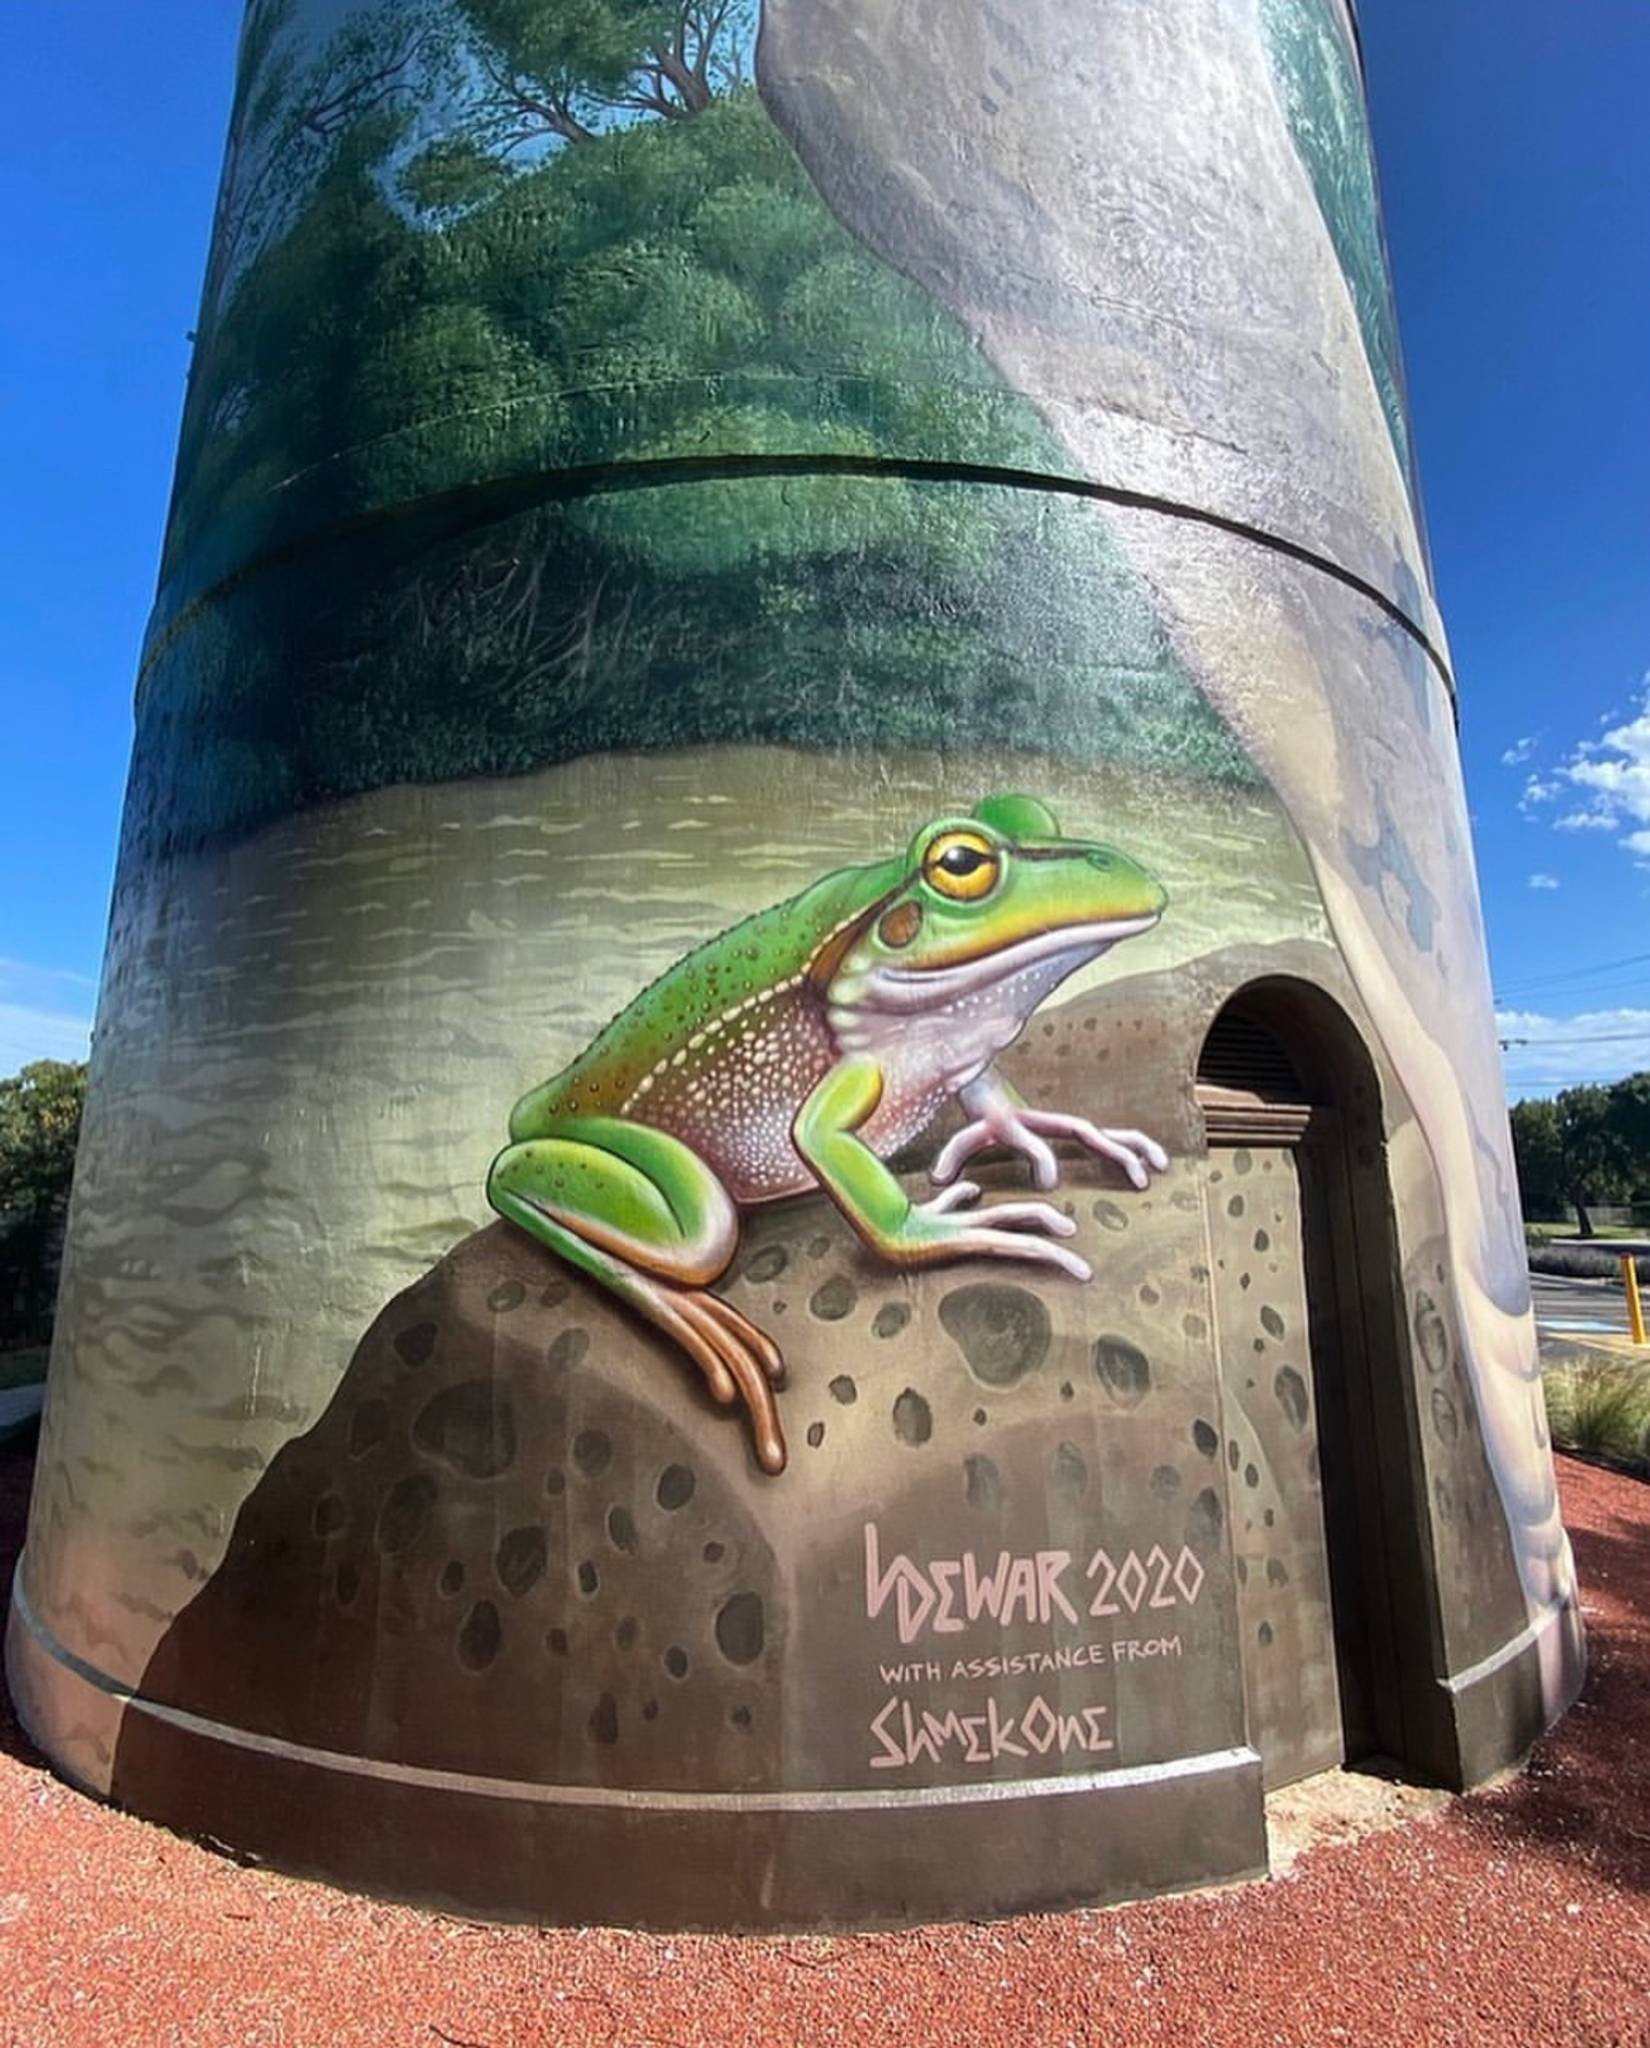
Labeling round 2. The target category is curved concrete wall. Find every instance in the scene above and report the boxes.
[7,0,1582,1928]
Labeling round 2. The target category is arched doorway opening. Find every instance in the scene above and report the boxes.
[1197,980,1434,1790]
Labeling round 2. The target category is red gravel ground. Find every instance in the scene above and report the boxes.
[1,1449,1646,2048]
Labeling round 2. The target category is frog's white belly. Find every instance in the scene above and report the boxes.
[834,938,1101,1135]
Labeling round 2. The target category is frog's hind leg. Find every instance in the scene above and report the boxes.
[487,1119,789,1473]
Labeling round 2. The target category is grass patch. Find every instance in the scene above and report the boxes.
[1544,1360,1650,1472]
[1526,1220,1643,1244]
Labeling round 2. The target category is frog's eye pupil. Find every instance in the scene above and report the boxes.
[923,831,1000,901]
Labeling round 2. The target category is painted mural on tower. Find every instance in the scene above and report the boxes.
[9,0,1581,1922]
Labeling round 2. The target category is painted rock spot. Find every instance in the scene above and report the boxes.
[1093,1334,1150,1407]
[892,1388,933,1446]
[413,1383,516,1479]
[939,1283,1051,1387]
[715,1592,765,1666]
[810,1276,857,1322]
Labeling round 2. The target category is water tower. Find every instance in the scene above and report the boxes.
[8,0,1582,1928]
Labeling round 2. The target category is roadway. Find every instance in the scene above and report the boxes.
[1530,1270,1636,1340]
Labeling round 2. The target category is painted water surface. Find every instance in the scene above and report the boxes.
[36,747,1325,1688]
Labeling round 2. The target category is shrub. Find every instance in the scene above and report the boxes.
[1543,1362,1650,1470]
[1528,1242,1650,1282]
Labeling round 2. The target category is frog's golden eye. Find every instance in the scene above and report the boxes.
[922,829,1001,902]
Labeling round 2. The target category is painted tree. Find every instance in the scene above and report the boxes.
[456,0,753,149]
[196,0,444,337]
[142,0,1256,859]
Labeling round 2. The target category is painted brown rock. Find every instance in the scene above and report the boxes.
[115,971,1234,1797]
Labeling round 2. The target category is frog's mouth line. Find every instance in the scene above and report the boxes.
[865,913,1161,1012]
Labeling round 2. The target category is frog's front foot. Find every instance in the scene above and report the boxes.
[910,1181,1093,1281]
[931,1100,1169,1193]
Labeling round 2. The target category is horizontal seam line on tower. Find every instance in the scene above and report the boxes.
[137,451,1453,707]
[10,1576,1260,1812]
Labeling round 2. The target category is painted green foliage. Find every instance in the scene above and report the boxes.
[134,0,1256,859]
[1258,0,1415,488]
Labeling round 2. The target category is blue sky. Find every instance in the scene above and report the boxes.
[0,2,1646,1096]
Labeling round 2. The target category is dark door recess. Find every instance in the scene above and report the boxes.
[1198,1005,1380,1789]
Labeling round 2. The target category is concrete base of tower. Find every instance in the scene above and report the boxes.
[1441,1591,1588,1792]
[6,1592,1270,1928]
[5,1569,1589,1928]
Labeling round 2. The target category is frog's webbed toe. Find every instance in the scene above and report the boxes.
[636,1276,789,1474]
[698,1290,785,1385]
[931,1113,1061,1190]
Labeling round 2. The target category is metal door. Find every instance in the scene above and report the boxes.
[1205,1136,1374,1787]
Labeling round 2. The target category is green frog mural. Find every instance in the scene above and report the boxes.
[488,795,1169,1470]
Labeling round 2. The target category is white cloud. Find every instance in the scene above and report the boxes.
[1497,1006,1650,1097]
[1520,773,1560,813]
[0,962,95,1072]
[1527,872,1560,890]
[1542,676,1650,863]
[1501,735,1537,766]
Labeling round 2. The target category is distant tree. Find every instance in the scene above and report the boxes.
[1510,1081,1638,1237]
[1558,1085,1636,1238]
[1604,1071,1650,1189]
[0,1061,88,1347]
[1509,1095,1565,1223]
